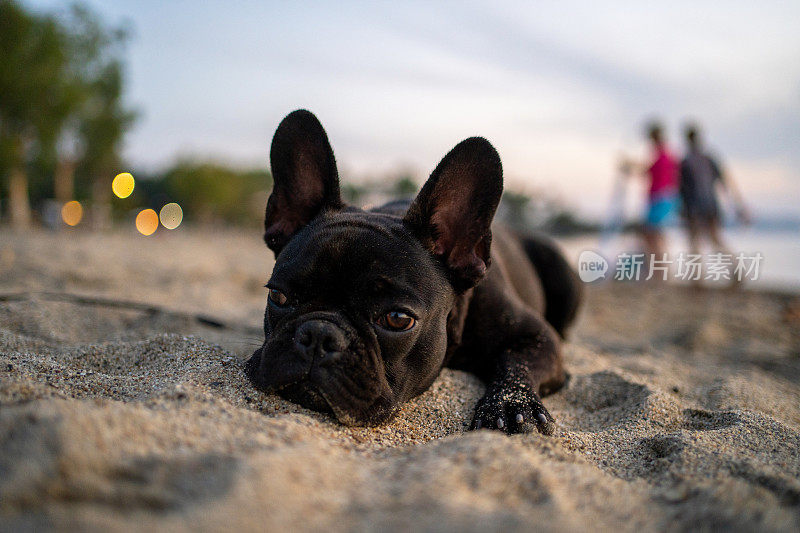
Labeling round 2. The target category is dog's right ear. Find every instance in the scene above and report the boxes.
[264,110,342,253]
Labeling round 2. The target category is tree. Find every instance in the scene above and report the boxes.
[391,174,418,197]
[0,1,135,229]
[502,190,531,230]
[163,161,271,225]
[0,0,69,228]
[66,4,136,229]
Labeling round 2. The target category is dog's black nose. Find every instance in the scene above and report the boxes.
[295,320,347,361]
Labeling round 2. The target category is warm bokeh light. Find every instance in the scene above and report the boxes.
[135,208,159,236]
[112,172,135,199]
[61,200,83,226]
[159,202,183,230]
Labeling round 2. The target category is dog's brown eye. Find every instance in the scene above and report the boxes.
[268,289,288,306]
[379,311,416,331]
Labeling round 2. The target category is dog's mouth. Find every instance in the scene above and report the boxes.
[245,343,397,427]
[279,381,334,414]
[279,379,393,428]
[246,347,358,421]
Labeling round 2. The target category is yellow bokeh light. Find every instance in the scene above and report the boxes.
[112,172,135,199]
[135,209,159,236]
[61,200,83,226]
[159,202,183,230]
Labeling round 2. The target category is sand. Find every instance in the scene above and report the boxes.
[1,228,799,532]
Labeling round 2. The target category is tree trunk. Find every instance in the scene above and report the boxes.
[7,135,32,229]
[54,158,76,204]
[8,165,31,229]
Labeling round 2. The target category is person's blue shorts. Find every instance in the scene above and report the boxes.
[646,195,678,227]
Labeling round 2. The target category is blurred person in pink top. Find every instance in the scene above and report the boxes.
[621,121,679,259]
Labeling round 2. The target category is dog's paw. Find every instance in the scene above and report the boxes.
[470,384,556,435]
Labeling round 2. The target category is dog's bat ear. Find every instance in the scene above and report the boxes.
[264,109,343,253]
[404,137,503,290]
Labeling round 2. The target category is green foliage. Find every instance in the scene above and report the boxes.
[0,1,70,182]
[541,210,598,235]
[66,4,137,181]
[502,190,531,230]
[162,161,272,225]
[0,0,135,220]
[341,182,367,204]
[497,188,599,236]
[391,174,418,197]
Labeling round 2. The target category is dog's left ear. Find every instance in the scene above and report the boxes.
[404,137,503,290]
[264,109,343,253]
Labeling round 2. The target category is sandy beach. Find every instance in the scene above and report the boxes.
[1,228,799,532]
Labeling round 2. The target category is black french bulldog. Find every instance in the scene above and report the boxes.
[246,110,582,435]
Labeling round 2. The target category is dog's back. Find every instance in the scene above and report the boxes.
[517,234,583,338]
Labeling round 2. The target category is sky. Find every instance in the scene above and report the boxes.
[28,0,800,219]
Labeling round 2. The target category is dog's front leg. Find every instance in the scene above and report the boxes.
[470,315,566,435]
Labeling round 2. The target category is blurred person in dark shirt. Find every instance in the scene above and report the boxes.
[680,123,751,256]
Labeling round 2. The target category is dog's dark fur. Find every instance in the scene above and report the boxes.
[246,110,582,434]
